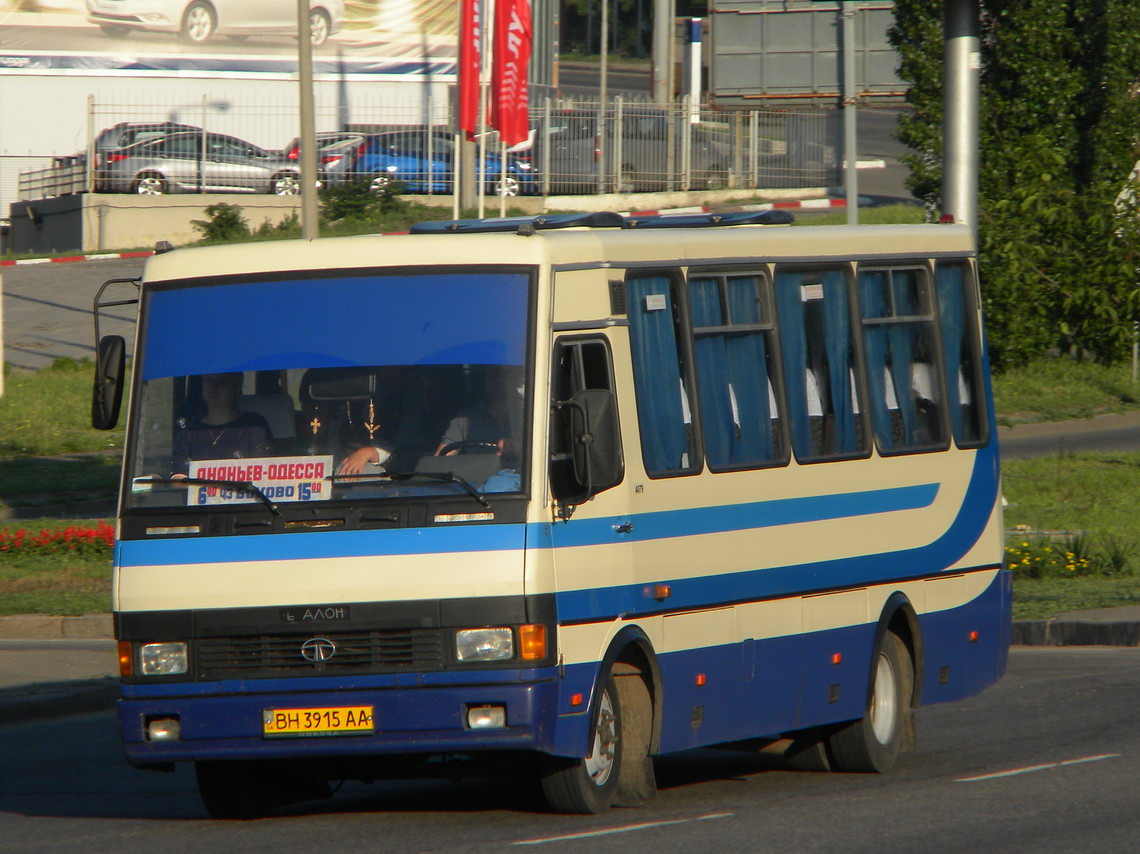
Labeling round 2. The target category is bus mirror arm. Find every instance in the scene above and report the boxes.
[92,334,126,431]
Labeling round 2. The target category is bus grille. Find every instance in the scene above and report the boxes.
[196,629,445,679]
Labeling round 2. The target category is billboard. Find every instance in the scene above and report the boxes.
[709,0,904,107]
[0,0,459,78]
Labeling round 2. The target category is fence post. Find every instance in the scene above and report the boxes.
[86,94,96,194]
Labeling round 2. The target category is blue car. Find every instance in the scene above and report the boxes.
[330,130,536,196]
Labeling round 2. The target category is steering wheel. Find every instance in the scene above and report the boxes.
[438,440,499,456]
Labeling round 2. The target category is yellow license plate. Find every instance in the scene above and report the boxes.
[262,706,374,738]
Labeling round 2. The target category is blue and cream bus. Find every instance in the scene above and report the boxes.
[92,211,1010,818]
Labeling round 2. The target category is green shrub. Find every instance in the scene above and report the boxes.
[191,203,250,243]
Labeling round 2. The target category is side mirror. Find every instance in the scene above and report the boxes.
[567,388,622,494]
[92,335,126,430]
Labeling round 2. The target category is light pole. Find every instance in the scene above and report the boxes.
[297,0,319,240]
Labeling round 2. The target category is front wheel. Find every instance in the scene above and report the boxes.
[826,630,913,773]
[541,675,622,813]
[181,2,216,43]
[195,760,275,819]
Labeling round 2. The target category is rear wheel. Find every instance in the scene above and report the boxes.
[541,675,622,813]
[495,174,521,197]
[271,172,301,196]
[133,173,167,195]
[309,10,332,46]
[826,630,913,773]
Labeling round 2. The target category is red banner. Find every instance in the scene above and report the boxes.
[458,0,482,142]
[490,0,532,147]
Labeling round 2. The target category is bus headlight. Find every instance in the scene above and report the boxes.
[455,628,513,662]
[140,642,188,676]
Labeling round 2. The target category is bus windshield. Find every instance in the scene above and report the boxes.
[124,269,532,510]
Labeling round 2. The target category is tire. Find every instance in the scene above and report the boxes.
[271,172,301,196]
[195,761,275,820]
[826,630,913,773]
[613,670,656,806]
[784,728,832,772]
[541,675,622,813]
[495,175,521,197]
[133,173,167,195]
[309,10,332,46]
[181,2,216,44]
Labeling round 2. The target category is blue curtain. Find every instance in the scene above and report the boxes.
[859,271,895,449]
[937,263,968,439]
[821,269,857,454]
[691,277,733,467]
[887,274,918,443]
[727,278,774,462]
[775,271,812,458]
[628,275,690,473]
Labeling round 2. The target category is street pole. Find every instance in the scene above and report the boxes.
[842,3,858,225]
[297,0,319,240]
[942,0,979,239]
[652,0,674,103]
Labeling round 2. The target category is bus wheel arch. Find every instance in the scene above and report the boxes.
[826,595,921,772]
[540,628,661,813]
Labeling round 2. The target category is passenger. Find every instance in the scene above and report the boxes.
[173,373,272,476]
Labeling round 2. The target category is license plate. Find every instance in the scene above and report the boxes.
[263,706,374,738]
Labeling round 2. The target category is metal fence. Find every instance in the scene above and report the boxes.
[15,96,835,201]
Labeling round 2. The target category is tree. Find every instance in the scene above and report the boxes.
[889,0,1140,369]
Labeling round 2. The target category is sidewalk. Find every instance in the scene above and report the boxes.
[1,606,1138,728]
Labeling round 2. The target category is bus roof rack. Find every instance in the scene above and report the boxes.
[625,210,795,228]
[409,211,626,234]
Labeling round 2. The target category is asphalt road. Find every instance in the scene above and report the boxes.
[1,257,144,371]
[0,647,1136,852]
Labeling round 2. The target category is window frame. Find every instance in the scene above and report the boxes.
[686,267,790,473]
[856,263,952,457]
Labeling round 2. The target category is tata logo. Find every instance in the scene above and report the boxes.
[300,637,337,663]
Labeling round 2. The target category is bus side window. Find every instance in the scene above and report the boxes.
[858,267,948,454]
[627,273,699,476]
[689,272,786,469]
[550,338,622,500]
[936,262,988,446]
[774,267,867,462]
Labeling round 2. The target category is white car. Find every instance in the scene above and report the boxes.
[86,0,345,46]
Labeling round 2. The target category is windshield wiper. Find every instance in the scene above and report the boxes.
[136,477,281,516]
[329,470,491,508]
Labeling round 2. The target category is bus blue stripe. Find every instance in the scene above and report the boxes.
[554,445,999,621]
[118,481,933,567]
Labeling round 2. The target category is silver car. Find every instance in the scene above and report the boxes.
[86,0,345,46]
[99,131,302,195]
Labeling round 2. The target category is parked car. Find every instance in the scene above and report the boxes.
[84,121,201,185]
[279,131,365,185]
[328,130,538,196]
[98,131,302,195]
[86,0,345,46]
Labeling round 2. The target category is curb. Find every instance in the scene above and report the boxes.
[1012,618,1140,647]
[0,614,114,640]
[627,198,850,218]
[0,250,153,267]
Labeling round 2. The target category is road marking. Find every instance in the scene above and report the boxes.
[955,753,1121,782]
[513,812,733,845]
